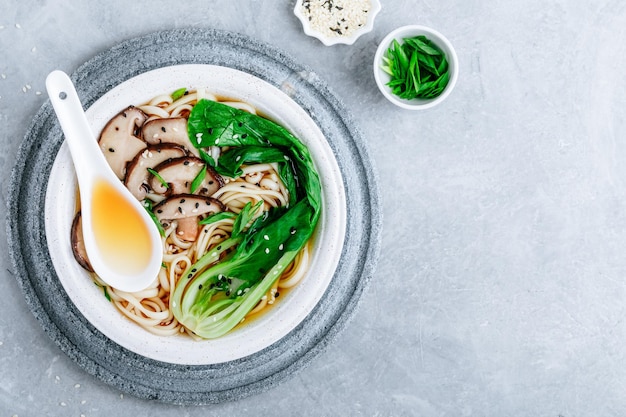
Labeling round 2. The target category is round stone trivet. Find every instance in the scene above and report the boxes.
[6,28,381,405]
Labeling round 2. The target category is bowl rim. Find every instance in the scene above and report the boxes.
[373,24,459,110]
[293,0,382,46]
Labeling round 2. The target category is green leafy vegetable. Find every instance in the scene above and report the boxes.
[170,99,322,339]
[171,87,187,101]
[381,35,449,100]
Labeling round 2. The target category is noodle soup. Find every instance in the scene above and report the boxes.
[71,88,322,340]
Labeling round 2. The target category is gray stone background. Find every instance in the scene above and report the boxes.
[2,0,626,416]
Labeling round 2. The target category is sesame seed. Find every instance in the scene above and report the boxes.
[173,127,179,132]
[279,244,284,250]
[264,235,269,240]
[74,383,81,388]
[31,46,36,53]
[265,248,270,254]
[1,74,6,79]
[153,133,159,138]
[15,23,21,29]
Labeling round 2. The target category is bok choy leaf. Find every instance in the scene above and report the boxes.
[169,99,322,338]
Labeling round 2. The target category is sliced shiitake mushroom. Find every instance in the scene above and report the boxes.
[142,117,199,156]
[71,211,93,272]
[124,144,187,200]
[154,194,225,241]
[149,156,223,196]
[98,106,148,179]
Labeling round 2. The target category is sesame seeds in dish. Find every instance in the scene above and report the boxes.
[294,0,381,46]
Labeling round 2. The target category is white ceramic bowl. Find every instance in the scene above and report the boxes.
[44,64,346,365]
[373,25,459,110]
[294,0,381,46]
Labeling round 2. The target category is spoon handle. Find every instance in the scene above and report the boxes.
[45,70,109,186]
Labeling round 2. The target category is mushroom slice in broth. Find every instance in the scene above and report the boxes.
[149,156,223,196]
[98,106,148,180]
[124,144,187,200]
[154,194,225,241]
[70,211,93,272]
[142,117,199,156]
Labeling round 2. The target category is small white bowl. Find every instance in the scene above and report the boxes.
[373,25,459,110]
[294,0,381,46]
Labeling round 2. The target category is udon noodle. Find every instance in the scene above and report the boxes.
[87,88,312,339]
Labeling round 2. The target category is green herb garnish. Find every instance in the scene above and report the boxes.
[143,199,165,237]
[198,211,236,226]
[231,200,264,238]
[381,35,450,100]
[171,87,187,101]
[147,168,169,189]
[190,164,207,194]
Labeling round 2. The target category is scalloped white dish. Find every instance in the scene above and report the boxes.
[294,0,381,46]
[44,64,346,365]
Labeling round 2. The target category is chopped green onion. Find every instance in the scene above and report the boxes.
[382,35,449,100]
[147,168,169,189]
[171,87,187,101]
[190,165,207,194]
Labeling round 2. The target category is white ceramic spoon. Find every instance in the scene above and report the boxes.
[46,70,162,292]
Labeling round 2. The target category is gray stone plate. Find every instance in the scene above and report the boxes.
[6,28,381,404]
